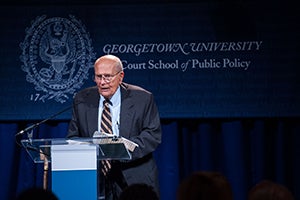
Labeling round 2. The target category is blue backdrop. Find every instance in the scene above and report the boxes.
[0,1,299,120]
[1,1,300,200]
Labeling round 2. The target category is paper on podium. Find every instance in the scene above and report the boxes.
[93,131,139,152]
[66,139,90,145]
[120,137,139,152]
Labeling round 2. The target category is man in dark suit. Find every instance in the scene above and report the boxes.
[67,54,162,200]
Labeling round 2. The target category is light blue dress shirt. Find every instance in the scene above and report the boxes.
[98,87,121,136]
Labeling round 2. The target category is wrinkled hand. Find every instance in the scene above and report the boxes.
[101,160,111,176]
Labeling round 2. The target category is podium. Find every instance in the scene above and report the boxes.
[21,137,132,200]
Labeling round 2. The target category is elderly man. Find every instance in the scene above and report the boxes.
[67,54,162,199]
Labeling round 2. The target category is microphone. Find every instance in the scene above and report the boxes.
[15,89,90,137]
[14,90,90,151]
[15,105,73,136]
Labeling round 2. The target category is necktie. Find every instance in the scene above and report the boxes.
[101,99,113,135]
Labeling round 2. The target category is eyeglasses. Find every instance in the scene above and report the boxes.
[94,70,122,83]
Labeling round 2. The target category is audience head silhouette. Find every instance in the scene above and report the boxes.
[176,171,233,200]
[119,183,159,200]
[16,187,58,200]
[248,180,294,200]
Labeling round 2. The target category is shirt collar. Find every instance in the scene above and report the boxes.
[100,86,121,107]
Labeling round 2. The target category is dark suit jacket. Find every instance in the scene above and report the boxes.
[67,82,162,194]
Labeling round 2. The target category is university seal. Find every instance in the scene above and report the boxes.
[20,15,95,103]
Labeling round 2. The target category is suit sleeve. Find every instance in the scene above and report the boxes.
[66,87,99,138]
[128,92,162,160]
[67,93,81,138]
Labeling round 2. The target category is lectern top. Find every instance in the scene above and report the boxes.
[21,137,132,163]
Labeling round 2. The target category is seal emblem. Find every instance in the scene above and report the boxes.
[20,15,95,103]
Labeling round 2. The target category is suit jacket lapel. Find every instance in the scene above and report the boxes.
[119,83,134,138]
[86,89,100,137]
[86,105,98,137]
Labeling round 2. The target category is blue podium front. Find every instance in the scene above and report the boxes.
[51,144,98,200]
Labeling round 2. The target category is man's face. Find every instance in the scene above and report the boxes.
[94,57,124,99]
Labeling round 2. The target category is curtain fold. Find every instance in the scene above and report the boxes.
[0,118,299,200]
